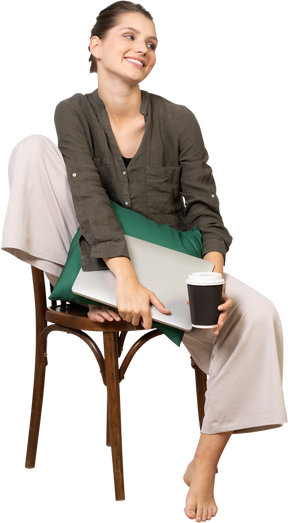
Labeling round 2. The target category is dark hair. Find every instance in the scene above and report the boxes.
[88,1,154,73]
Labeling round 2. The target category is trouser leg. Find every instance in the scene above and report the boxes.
[183,273,287,434]
[2,135,78,280]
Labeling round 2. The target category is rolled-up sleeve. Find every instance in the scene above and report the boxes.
[179,110,232,261]
[54,97,129,271]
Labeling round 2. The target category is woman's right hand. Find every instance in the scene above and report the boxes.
[104,255,170,329]
[115,276,169,329]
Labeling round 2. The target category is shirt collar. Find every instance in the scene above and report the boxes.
[92,88,149,118]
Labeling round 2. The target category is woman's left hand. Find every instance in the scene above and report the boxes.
[214,289,234,335]
[202,250,234,335]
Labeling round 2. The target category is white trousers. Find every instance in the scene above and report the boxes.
[2,135,287,434]
[2,135,78,284]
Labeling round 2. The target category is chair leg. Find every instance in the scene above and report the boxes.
[190,357,207,430]
[184,356,207,432]
[26,267,48,468]
[104,332,125,501]
[22,354,48,472]
[106,402,111,447]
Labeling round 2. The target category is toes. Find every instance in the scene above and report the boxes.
[87,312,104,322]
[184,497,203,521]
[212,503,221,521]
[189,510,202,523]
[181,489,197,523]
[101,311,113,321]
[188,508,201,523]
[181,490,188,521]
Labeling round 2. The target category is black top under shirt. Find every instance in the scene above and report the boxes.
[122,156,132,168]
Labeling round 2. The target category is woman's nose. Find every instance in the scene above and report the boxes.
[135,40,147,54]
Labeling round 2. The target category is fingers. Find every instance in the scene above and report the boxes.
[118,302,148,328]
[120,307,151,329]
[138,292,170,330]
[187,290,233,336]
[218,296,234,312]
[214,295,234,335]
[120,310,141,327]
[140,309,152,329]
[149,292,170,314]
[119,299,169,330]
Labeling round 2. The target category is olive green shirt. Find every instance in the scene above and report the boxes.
[54,89,232,271]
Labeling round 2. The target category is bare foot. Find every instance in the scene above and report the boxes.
[87,304,121,323]
[183,458,218,521]
[180,438,197,487]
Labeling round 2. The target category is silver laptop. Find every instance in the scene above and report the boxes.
[72,235,213,331]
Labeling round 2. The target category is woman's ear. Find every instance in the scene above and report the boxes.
[89,36,101,59]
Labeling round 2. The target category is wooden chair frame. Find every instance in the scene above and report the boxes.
[25,266,207,500]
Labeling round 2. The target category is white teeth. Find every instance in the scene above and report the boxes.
[126,58,144,67]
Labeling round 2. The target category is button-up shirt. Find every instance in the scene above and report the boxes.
[54,89,232,271]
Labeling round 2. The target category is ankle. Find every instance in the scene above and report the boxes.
[193,431,233,467]
[192,454,218,473]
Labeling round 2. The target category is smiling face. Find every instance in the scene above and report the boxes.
[90,12,157,85]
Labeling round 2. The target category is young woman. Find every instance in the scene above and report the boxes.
[2,2,287,521]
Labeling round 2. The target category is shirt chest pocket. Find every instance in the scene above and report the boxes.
[145,165,181,214]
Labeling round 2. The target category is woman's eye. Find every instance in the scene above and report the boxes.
[124,35,156,51]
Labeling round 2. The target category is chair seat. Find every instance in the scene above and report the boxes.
[46,302,145,333]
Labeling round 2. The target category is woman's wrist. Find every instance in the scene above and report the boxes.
[203,251,224,276]
[103,255,138,282]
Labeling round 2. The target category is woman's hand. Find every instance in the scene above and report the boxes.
[203,251,234,335]
[104,255,170,329]
[214,289,233,335]
[115,277,169,329]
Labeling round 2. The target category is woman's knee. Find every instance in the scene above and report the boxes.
[7,131,53,160]
[238,291,281,334]
[11,134,52,157]
[8,134,64,179]
[226,275,280,327]
[5,131,59,191]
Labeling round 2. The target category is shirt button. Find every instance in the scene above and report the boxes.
[211,194,215,198]
[72,173,77,178]
[123,171,126,175]
[125,201,129,206]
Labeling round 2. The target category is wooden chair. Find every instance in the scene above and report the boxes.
[25,266,207,500]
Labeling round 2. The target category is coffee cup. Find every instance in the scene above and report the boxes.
[186,272,225,328]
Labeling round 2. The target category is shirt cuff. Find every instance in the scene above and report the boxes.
[80,239,130,271]
[90,239,130,259]
[202,238,227,263]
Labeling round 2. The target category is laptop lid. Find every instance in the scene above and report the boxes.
[72,235,214,331]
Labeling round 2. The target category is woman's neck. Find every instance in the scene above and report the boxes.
[98,77,142,124]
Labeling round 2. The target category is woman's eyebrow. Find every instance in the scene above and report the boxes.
[120,26,158,42]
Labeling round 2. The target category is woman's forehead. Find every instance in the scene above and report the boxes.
[113,12,157,38]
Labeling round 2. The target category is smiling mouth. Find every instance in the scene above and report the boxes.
[125,58,145,67]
